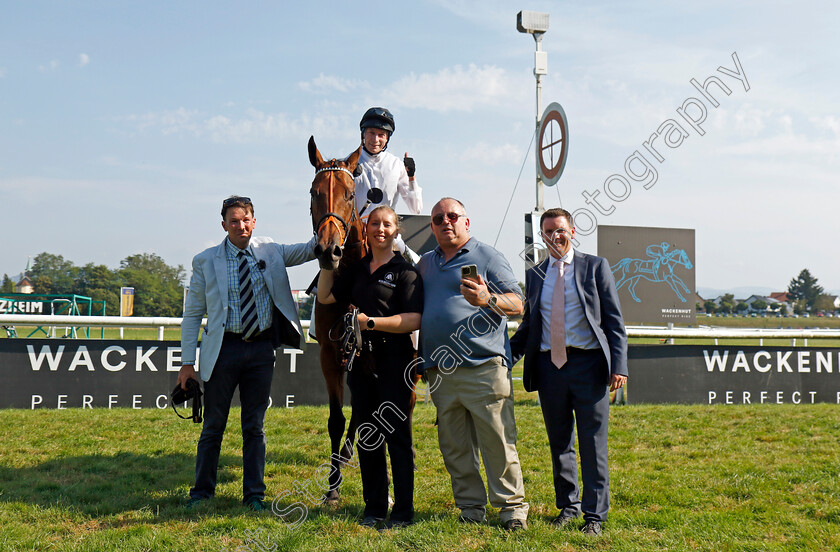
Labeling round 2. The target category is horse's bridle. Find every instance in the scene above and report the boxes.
[311,163,357,248]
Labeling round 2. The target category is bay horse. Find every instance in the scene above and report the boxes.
[307,136,365,503]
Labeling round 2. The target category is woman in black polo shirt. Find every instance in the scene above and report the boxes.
[317,205,423,529]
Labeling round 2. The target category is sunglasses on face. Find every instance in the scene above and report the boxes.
[432,212,465,226]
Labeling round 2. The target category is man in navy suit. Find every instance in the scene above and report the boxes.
[510,207,627,536]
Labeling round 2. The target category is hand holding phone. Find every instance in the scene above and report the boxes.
[461,264,478,282]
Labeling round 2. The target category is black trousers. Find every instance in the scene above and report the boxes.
[537,349,611,522]
[191,334,274,502]
[348,341,415,522]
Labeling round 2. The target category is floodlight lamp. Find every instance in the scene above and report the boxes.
[516,11,549,35]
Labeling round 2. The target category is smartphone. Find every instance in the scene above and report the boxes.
[461,264,478,282]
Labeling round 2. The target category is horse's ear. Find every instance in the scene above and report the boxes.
[345,146,362,173]
[308,136,323,168]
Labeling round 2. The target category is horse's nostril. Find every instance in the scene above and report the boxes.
[314,244,324,256]
[334,248,343,259]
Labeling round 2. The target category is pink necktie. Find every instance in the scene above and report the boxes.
[551,259,567,369]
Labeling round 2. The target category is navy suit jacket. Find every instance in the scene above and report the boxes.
[510,250,628,392]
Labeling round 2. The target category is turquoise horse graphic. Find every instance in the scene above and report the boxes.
[610,242,693,303]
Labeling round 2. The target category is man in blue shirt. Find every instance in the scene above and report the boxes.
[416,197,529,530]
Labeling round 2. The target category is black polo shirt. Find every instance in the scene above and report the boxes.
[331,253,423,348]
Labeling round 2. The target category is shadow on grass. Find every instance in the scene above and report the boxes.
[0,451,251,518]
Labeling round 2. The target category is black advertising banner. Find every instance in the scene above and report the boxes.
[629,345,840,405]
[0,339,333,410]
[598,225,696,325]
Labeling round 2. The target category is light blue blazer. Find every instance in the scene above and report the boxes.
[181,236,316,381]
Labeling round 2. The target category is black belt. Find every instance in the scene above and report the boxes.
[224,329,271,343]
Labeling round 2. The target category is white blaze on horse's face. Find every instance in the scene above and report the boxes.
[363,128,389,154]
[541,216,575,259]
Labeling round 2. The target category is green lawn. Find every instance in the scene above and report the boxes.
[1,403,838,551]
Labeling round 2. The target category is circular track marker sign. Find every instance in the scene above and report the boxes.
[538,102,569,187]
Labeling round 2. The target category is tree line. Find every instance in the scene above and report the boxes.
[1,252,186,317]
[700,268,834,315]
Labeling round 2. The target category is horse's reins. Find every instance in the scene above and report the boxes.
[313,163,357,248]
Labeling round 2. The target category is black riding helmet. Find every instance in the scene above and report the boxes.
[360,107,395,152]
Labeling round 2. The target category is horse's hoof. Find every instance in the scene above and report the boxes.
[323,490,340,506]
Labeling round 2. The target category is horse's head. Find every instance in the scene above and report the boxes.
[308,136,363,270]
[666,248,693,270]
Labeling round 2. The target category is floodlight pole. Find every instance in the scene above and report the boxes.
[532,31,546,212]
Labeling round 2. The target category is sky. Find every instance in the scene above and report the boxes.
[2,0,838,296]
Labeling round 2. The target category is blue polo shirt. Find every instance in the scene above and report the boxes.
[417,237,519,370]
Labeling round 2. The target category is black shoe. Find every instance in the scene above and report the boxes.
[185,497,207,510]
[244,497,268,512]
[581,520,602,536]
[383,519,413,530]
[503,518,527,531]
[359,515,384,529]
[550,514,576,528]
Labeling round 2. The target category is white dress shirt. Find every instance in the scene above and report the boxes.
[539,248,600,351]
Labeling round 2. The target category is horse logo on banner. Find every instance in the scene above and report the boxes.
[611,242,693,303]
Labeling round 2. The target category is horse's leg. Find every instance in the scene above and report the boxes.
[665,275,688,302]
[628,276,642,302]
[316,302,348,504]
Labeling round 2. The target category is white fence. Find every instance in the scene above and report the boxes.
[2,315,840,346]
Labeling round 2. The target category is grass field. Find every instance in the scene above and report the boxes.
[1,402,839,552]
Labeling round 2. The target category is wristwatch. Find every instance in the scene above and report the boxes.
[487,295,498,310]
[367,318,376,329]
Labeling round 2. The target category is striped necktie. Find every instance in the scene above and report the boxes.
[238,251,259,339]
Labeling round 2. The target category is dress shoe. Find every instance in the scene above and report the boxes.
[383,519,413,530]
[581,520,602,536]
[359,515,384,529]
[550,514,576,528]
[244,497,268,512]
[185,497,207,510]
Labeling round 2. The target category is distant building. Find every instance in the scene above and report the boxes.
[769,292,789,303]
[15,275,33,294]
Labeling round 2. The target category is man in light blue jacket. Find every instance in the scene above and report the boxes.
[178,195,315,510]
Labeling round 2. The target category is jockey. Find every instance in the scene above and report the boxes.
[356,107,423,262]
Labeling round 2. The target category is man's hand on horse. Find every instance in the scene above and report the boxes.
[460,274,491,307]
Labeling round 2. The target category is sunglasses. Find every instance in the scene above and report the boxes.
[223,196,252,207]
[432,212,465,226]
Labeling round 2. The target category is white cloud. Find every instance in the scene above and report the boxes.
[38,60,59,72]
[810,115,840,137]
[79,53,90,67]
[117,107,351,144]
[298,73,369,93]
[460,142,523,165]
[383,64,517,112]
[733,104,769,137]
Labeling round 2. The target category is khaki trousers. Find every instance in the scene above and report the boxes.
[429,356,529,523]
